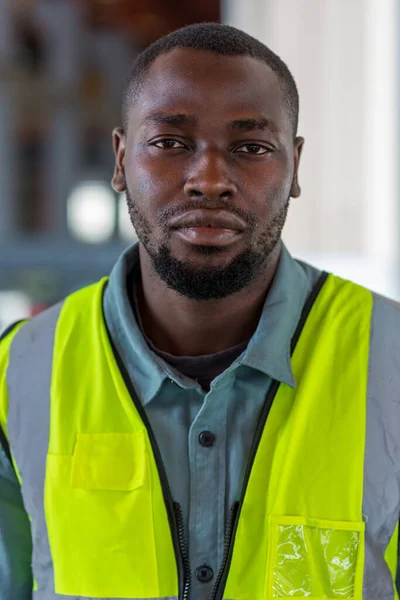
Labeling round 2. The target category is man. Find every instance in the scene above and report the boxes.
[0,22,399,600]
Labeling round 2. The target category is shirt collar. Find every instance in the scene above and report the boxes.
[239,244,313,388]
[104,242,316,403]
[104,243,171,404]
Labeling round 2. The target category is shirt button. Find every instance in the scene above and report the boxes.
[198,431,216,447]
[196,565,214,583]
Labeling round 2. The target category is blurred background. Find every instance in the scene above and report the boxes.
[0,0,398,331]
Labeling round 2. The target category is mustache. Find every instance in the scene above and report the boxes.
[160,200,258,232]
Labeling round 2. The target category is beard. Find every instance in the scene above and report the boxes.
[125,188,289,301]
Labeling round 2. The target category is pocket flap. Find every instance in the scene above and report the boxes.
[71,432,147,491]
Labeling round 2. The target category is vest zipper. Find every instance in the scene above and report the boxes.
[208,380,281,600]
[209,502,239,600]
[174,502,192,600]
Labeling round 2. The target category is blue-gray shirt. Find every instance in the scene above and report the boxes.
[0,242,321,599]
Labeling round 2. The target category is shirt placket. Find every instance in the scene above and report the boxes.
[188,383,228,600]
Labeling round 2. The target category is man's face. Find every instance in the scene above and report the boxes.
[112,48,303,300]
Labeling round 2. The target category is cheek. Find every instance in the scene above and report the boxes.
[272,157,295,197]
[246,167,292,227]
[125,158,176,236]
[251,166,292,205]
[126,152,181,203]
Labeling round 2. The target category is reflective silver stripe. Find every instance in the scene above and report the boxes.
[363,292,400,600]
[7,302,64,597]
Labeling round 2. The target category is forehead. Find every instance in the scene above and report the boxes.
[129,48,289,133]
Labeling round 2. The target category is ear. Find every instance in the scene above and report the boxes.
[111,127,127,192]
[290,136,305,198]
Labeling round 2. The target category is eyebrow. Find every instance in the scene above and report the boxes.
[144,113,197,127]
[228,118,278,133]
[143,113,278,133]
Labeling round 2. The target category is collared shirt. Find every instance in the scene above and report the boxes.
[103,241,321,599]
[0,242,321,599]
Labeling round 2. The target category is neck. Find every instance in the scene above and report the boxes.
[134,243,281,357]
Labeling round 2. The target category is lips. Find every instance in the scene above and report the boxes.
[170,209,246,232]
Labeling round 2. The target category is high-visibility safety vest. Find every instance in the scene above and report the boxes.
[1,271,400,600]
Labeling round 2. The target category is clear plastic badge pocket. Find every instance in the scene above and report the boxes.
[266,515,365,598]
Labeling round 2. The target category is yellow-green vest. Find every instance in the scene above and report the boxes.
[1,272,399,599]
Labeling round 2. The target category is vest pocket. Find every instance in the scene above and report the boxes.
[46,432,161,597]
[70,432,146,490]
[266,515,365,598]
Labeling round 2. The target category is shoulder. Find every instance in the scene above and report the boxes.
[0,321,26,438]
[0,278,108,352]
[0,278,109,384]
[371,291,400,317]
[371,292,400,340]
[0,302,63,362]
[369,292,400,366]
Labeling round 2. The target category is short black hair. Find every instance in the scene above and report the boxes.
[122,22,299,135]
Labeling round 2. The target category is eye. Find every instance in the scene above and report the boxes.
[152,139,186,149]
[235,143,271,155]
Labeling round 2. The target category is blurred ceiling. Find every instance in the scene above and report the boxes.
[9,0,220,47]
[84,0,220,45]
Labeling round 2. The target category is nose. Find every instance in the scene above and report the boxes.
[184,151,237,200]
